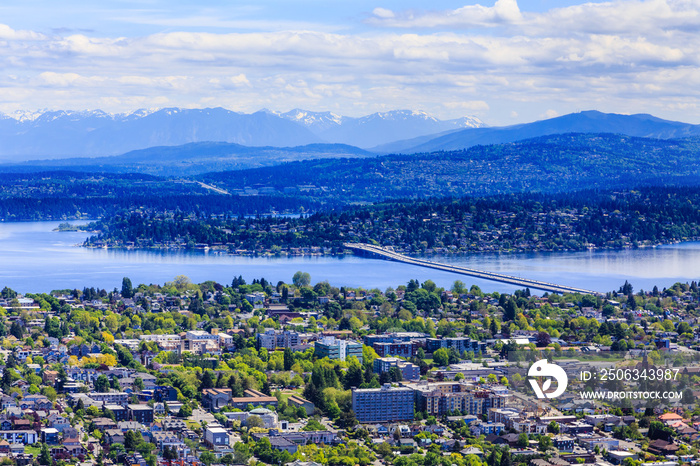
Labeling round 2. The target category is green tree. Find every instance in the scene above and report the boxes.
[500,448,512,466]
[41,386,57,402]
[344,359,364,389]
[433,348,449,366]
[452,280,467,295]
[124,430,143,451]
[283,348,295,371]
[39,443,51,465]
[338,409,358,428]
[121,277,134,298]
[9,321,23,340]
[232,442,251,464]
[292,271,311,287]
[517,433,529,448]
[163,446,178,461]
[1,287,16,300]
[201,371,215,390]
[504,299,518,321]
[178,404,192,418]
[376,442,393,458]
[246,415,264,428]
[200,451,216,466]
[134,377,145,391]
[94,374,110,392]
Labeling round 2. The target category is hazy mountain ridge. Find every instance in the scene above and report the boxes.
[1,108,698,166]
[5,133,700,222]
[199,133,700,202]
[0,107,484,160]
[382,110,700,153]
[2,141,375,176]
[0,107,323,160]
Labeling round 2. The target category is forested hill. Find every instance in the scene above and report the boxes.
[199,133,700,203]
[84,187,700,254]
[0,172,326,221]
[5,133,700,222]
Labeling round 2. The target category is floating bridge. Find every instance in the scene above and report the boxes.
[344,242,598,295]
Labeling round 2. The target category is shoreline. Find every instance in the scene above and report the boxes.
[80,237,696,257]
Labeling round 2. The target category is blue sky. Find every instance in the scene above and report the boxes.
[0,0,697,125]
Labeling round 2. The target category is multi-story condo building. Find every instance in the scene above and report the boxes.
[373,357,420,380]
[185,330,218,341]
[139,334,181,344]
[410,381,507,416]
[363,332,427,346]
[426,337,486,355]
[373,342,417,358]
[314,336,363,363]
[257,329,300,350]
[352,384,414,423]
[139,334,182,351]
[86,391,130,406]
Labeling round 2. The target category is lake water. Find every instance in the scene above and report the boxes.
[1,221,699,295]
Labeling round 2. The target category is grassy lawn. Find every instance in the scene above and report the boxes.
[186,420,202,430]
[279,388,305,402]
[25,446,41,457]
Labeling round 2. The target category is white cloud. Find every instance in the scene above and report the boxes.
[526,0,700,36]
[368,0,522,28]
[0,1,699,123]
[372,7,395,19]
[0,24,45,40]
[444,100,490,111]
[39,72,97,87]
[367,0,700,36]
[229,74,251,87]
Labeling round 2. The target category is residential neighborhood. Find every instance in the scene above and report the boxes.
[0,273,698,466]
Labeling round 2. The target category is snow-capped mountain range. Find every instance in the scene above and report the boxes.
[0,107,485,160]
[269,108,484,148]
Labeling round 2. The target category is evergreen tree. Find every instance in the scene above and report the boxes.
[500,449,512,466]
[283,348,294,371]
[201,371,215,390]
[344,360,364,389]
[188,295,205,315]
[504,298,518,321]
[94,374,110,392]
[39,443,51,465]
[121,277,134,298]
[1,368,13,391]
[9,321,23,339]
[124,430,142,451]
[487,448,499,466]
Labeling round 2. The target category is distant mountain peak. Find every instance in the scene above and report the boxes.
[124,108,161,119]
[382,110,700,154]
[270,108,345,132]
[449,115,486,129]
[373,109,435,119]
[0,105,489,159]
[3,109,45,122]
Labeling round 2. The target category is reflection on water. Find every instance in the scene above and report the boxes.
[1,221,699,294]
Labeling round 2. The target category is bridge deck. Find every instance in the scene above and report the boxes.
[344,242,598,295]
